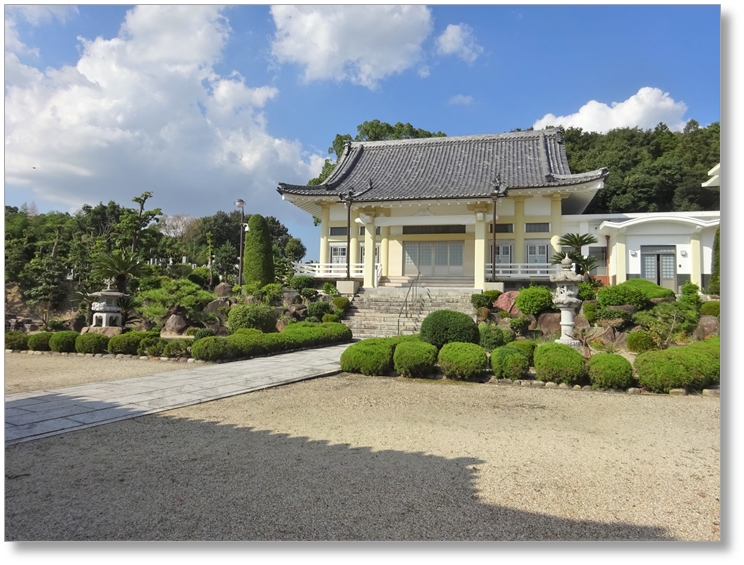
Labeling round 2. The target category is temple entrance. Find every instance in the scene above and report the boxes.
[641,245,677,291]
[404,241,463,277]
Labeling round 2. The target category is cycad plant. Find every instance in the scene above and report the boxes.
[91,249,143,293]
[551,233,599,276]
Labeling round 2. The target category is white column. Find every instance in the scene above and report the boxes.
[363,219,376,288]
[474,212,486,290]
[319,203,330,265]
[691,230,702,288]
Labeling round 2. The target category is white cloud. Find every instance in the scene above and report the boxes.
[532,87,689,133]
[270,5,433,89]
[449,94,473,106]
[436,23,483,64]
[4,5,322,220]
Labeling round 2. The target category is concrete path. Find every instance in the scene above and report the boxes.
[5,344,352,446]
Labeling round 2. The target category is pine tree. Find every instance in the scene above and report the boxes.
[243,214,275,287]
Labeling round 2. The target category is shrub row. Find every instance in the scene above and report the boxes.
[634,338,719,393]
[420,310,479,349]
[340,335,420,376]
[491,346,530,380]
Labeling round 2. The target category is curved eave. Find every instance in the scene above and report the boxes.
[598,216,720,235]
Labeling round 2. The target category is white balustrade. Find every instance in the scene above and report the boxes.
[484,263,561,278]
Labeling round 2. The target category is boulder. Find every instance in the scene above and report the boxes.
[215,282,233,298]
[284,291,302,305]
[494,291,521,315]
[524,314,538,331]
[537,312,562,337]
[84,326,123,338]
[693,315,720,341]
[614,331,628,349]
[288,303,308,321]
[163,314,189,335]
[204,297,232,322]
[574,315,590,333]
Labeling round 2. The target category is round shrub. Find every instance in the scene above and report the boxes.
[184,327,199,336]
[578,282,597,301]
[582,302,598,325]
[471,294,492,309]
[514,286,554,316]
[322,313,340,323]
[289,275,315,291]
[482,289,502,302]
[534,343,586,385]
[394,340,438,378]
[307,301,333,319]
[479,324,506,352]
[27,332,53,351]
[300,288,319,302]
[75,333,110,354]
[626,331,656,353]
[438,342,488,382]
[587,353,633,390]
[619,278,676,301]
[137,336,165,357]
[509,317,530,337]
[491,346,530,380]
[508,340,537,366]
[5,331,29,350]
[420,310,479,350]
[107,332,149,355]
[322,282,339,296]
[163,339,191,358]
[191,336,235,362]
[700,301,720,318]
[227,304,278,333]
[193,328,216,341]
[226,333,267,358]
[332,296,351,314]
[597,284,648,310]
[634,348,718,393]
[49,331,79,353]
[340,339,395,376]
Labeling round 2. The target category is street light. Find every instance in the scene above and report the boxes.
[235,199,245,287]
[490,175,509,282]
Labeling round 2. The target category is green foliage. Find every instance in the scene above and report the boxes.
[700,301,720,318]
[107,332,149,355]
[191,337,235,362]
[75,333,110,354]
[243,214,275,287]
[582,302,598,324]
[420,310,479,349]
[18,256,67,326]
[632,301,699,348]
[256,283,283,305]
[514,285,554,316]
[578,282,597,301]
[596,307,633,326]
[187,266,211,289]
[307,301,334,319]
[471,293,492,309]
[340,339,395,376]
[491,346,530,381]
[332,296,351,314]
[625,331,657,353]
[300,288,319,302]
[482,290,502,302]
[708,227,720,295]
[437,342,488,382]
[534,343,587,385]
[233,327,263,336]
[163,339,191,358]
[137,278,215,324]
[322,313,340,323]
[619,278,676,300]
[28,332,53,351]
[49,331,79,353]
[587,353,634,390]
[322,282,340,296]
[509,317,531,337]
[193,328,216,341]
[5,331,29,350]
[498,311,510,319]
[227,304,278,333]
[289,275,315,291]
[508,340,538,366]
[554,233,599,275]
[479,323,507,352]
[634,344,719,393]
[91,249,143,294]
[393,340,438,378]
[597,284,649,310]
[679,282,702,311]
[285,237,307,263]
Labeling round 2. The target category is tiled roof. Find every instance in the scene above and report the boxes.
[277,129,608,202]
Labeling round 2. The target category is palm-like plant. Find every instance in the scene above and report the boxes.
[553,233,599,276]
[91,249,143,294]
[116,295,142,328]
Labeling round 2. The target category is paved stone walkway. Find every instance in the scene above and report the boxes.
[5,344,351,445]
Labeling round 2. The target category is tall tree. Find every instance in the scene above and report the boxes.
[243,214,275,287]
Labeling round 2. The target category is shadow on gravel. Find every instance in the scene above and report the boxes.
[5,408,674,542]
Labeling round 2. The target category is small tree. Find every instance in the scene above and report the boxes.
[285,237,307,263]
[19,256,67,328]
[243,214,275,287]
[708,227,720,295]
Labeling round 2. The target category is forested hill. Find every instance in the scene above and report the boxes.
[561,120,719,214]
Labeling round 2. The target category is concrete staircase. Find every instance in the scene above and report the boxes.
[378,276,475,288]
[342,285,476,339]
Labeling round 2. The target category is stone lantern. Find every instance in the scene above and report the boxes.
[89,288,127,329]
[550,254,583,351]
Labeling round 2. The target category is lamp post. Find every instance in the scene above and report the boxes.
[235,199,245,287]
[490,175,509,282]
[339,188,355,280]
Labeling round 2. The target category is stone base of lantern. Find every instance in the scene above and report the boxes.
[81,326,123,338]
[555,336,583,353]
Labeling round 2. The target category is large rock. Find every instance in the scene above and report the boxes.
[605,304,637,315]
[215,282,233,298]
[693,315,720,341]
[82,326,123,338]
[204,297,232,322]
[494,291,521,315]
[574,315,590,333]
[537,312,561,336]
[288,303,308,321]
[163,314,189,335]
[284,291,302,305]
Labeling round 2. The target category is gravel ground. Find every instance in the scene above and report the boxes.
[4,355,720,541]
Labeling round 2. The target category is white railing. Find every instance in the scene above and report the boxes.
[374,263,382,288]
[485,263,561,278]
[294,262,365,278]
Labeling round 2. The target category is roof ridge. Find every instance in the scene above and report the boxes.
[353,129,561,148]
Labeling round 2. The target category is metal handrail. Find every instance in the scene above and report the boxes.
[397,272,422,335]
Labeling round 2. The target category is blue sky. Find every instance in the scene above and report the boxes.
[4,3,722,262]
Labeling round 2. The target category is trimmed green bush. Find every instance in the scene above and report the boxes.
[193,328,216,341]
[534,343,586,385]
[185,327,199,336]
[491,346,530,380]
[322,313,340,323]
[163,339,191,358]
[679,282,702,311]
[587,353,633,390]
[420,310,479,350]
[700,301,720,318]
[226,333,267,359]
[635,345,719,393]
[597,307,633,326]
[233,328,263,336]
[243,213,275,287]
[471,293,492,309]
[482,290,502,302]
[322,282,339,296]
[257,283,283,305]
[49,331,79,353]
[307,301,333,319]
[508,340,537,366]
[333,296,351,314]
[289,275,315,291]
[479,324,506,352]
[5,331,29,350]
[514,285,554,316]
[578,282,597,301]
[438,342,488,382]
[597,284,649,310]
[394,340,438,378]
[618,279,676,301]
[108,332,149,355]
[144,338,168,357]
[191,336,235,362]
[227,304,278,333]
[27,332,53,351]
[509,317,531,336]
[340,340,395,376]
[582,302,598,325]
[300,288,319,302]
[626,331,656,353]
[75,333,110,354]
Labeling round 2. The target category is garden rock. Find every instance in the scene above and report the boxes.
[288,304,308,321]
[693,315,720,341]
[494,291,521,315]
[574,315,590,333]
[82,326,123,338]
[204,298,232,322]
[215,282,232,297]
[650,296,675,306]
[537,313,561,336]
[163,314,189,335]
[613,331,628,348]
[284,291,302,305]
[605,304,637,315]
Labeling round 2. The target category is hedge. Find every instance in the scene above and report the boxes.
[75,333,110,354]
[289,275,315,291]
[471,294,492,309]
[108,332,150,355]
[618,279,676,301]
[340,339,396,376]
[193,328,216,341]
[49,331,79,353]
[491,346,530,380]
[587,353,634,390]
[227,304,278,333]
[393,340,438,378]
[28,332,53,351]
[420,310,479,349]
[534,343,586,385]
[438,342,488,382]
[138,336,167,357]
[507,340,538,366]
[163,339,191,358]
[482,290,502,302]
[634,345,719,393]
[5,331,29,350]
[596,284,649,310]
